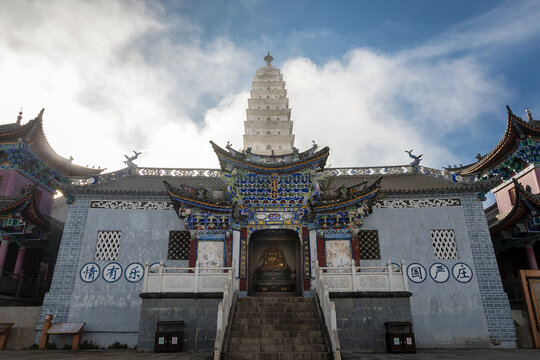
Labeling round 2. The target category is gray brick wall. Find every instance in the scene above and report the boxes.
[462,196,517,347]
[138,297,220,351]
[37,193,173,338]
[332,294,412,352]
[38,197,91,329]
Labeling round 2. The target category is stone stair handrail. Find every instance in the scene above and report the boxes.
[213,260,235,360]
[314,261,342,360]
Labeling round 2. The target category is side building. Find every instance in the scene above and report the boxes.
[450,107,540,348]
[0,110,101,306]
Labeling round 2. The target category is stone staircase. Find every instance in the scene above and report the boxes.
[223,297,331,360]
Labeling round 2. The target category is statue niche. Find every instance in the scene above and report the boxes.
[254,244,295,292]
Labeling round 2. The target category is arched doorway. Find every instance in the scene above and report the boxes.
[247,229,302,296]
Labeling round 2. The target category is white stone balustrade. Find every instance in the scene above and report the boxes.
[142,261,235,293]
[314,259,409,293]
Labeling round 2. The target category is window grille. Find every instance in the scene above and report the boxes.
[95,230,122,260]
[431,229,458,259]
[357,230,381,260]
[167,231,191,260]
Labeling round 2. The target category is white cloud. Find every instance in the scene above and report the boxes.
[276,51,505,167]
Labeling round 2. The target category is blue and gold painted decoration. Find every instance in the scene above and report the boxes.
[479,138,540,182]
[167,144,381,240]
[0,142,70,191]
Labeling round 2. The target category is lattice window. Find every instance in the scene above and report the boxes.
[358,230,381,260]
[95,230,122,260]
[167,231,191,260]
[431,229,458,259]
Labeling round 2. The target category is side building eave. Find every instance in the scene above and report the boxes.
[0,183,50,231]
[163,180,232,215]
[314,177,382,214]
[0,109,103,177]
[489,179,540,235]
[458,106,540,176]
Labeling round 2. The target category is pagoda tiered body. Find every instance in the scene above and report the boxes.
[21,54,519,351]
[243,52,294,155]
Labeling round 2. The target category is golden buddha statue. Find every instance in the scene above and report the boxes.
[255,244,291,280]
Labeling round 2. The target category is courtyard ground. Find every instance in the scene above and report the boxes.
[0,349,538,360]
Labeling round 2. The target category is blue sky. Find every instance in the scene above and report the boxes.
[0,0,539,173]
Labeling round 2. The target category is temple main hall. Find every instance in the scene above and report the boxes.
[4,53,537,356]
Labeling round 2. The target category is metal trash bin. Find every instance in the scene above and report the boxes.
[384,321,416,353]
[154,320,184,353]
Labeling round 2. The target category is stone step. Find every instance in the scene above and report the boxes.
[233,312,319,319]
[228,335,326,345]
[227,343,328,353]
[229,329,325,338]
[238,296,315,303]
[223,351,330,360]
[237,302,315,309]
[231,323,322,331]
[235,305,318,311]
[232,317,322,325]
[225,297,330,360]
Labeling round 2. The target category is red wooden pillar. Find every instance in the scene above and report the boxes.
[13,244,26,278]
[351,232,361,266]
[239,228,248,291]
[302,227,311,291]
[316,232,325,268]
[188,234,197,269]
[224,232,233,267]
[0,235,10,270]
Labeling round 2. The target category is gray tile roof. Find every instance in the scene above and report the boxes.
[65,171,484,195]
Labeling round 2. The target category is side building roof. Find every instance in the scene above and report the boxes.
[0,109,102,177]
[454,106,540,176]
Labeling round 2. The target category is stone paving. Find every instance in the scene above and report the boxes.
[0,349,538,360]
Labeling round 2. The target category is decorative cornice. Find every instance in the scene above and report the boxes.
[374,198,462,209]
[70,167,222,186]
[90,200,174,210]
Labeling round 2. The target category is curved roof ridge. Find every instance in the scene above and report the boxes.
[211,141,329,173]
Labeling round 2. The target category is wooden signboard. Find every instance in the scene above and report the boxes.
[521,269,540,349]
[47,323,85,335]
[39,314,86,351]
[0,323,14,350]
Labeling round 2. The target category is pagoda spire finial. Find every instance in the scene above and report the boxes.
[264,51,273,66]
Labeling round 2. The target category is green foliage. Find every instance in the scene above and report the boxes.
[47,342,57,350]
[108,341,129,349]
[24,343,39,350]
[80,340,100,350]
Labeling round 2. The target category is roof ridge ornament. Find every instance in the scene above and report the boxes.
[123,150,141,169]
[526,108,534,122]
[264,51,273,66]
[17,108,23,125]
[405,149,423,167]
